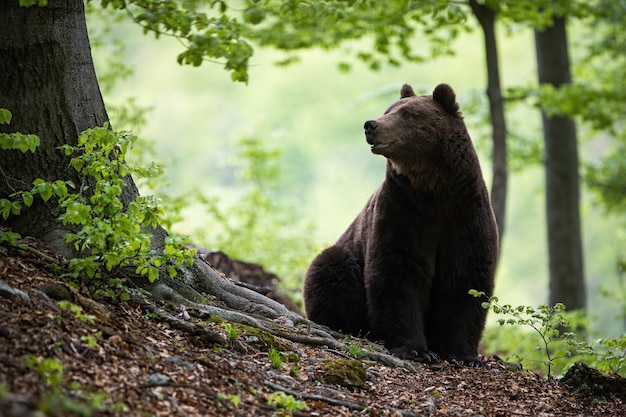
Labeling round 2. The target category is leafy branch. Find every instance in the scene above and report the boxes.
[0,108,40,154]
[98,0,253,82]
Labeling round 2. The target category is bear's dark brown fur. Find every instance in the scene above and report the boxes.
[303,83,498,363]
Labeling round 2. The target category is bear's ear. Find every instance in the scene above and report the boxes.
[400,84,416,98]
[433,83,460,115]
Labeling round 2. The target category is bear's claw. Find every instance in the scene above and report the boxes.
[391,347,438,364]
[446,355,484,368]
[413,350,438,364]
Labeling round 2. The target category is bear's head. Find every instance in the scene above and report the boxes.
[363,83,466,186]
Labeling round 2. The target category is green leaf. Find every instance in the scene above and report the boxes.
[22,193,34,207]
[148,266,159,283]
[167,265,177,278]
[20,134,40,153]
[243,7,265,25]
[53,180,69,199]
[104,253,122,271]
[39,186,53,202]
[1,199,18,219]
[61,201,92,225]
[0,108,11,124]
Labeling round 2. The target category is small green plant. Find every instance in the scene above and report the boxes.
[145,310,160,320]
[289,364,300,378]
[20,355,65,392]
[591,334,626,376]
[222,323,239,341]
[0,108,41,228]
[268,348,284,369]
[0,230,25,249]
[20,355,109,416]
[58,301,96,324]
[348,343,365,359]
[471,290,593,377]
[80,331,102,347]
[58,124,194,282]
[217,392,241,407]
[93,277,131,302]
[266,391,308,415]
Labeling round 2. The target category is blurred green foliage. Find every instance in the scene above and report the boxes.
[153,136,319,303]
[197,137,317,288]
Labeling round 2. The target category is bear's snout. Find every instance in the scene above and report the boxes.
[365,119,390,154]
[364,120,378,135]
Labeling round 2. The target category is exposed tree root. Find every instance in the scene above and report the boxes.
[131,254,419,371]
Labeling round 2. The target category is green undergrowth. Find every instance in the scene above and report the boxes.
[473,290,626,378]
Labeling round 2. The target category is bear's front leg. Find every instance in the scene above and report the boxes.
[364,254,437,363]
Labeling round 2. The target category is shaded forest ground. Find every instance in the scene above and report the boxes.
[0,234,624,416]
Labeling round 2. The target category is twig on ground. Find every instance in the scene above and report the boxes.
[23,244,59,263]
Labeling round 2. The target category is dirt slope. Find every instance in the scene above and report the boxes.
[0,238,623,416]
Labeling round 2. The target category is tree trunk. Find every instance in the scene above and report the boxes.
[0,0,127,256]
[534,17,586,310]
[469,0,508,246]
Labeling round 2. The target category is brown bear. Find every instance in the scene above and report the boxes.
[303,83,498,364]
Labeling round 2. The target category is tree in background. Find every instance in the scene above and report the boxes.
[534,15,585,310]
[468,0,507,243]
[581,2,626,252]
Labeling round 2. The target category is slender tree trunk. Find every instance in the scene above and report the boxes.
[469,0,507,246]
[534,17,586,310]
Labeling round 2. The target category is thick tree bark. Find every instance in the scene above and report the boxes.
[534,17,586,310]
[0,0,135,256]
[469,0,508,245]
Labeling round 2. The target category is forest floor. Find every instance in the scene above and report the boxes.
[0,236,624,417]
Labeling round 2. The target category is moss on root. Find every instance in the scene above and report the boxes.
[320,359,367,388]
